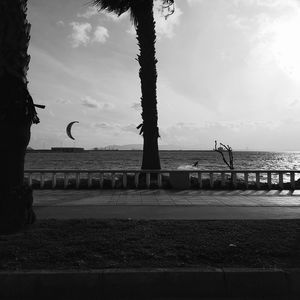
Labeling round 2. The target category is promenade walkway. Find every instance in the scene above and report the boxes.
[34,189,300,220]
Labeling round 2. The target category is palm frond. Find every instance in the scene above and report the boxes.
[91,0,131,16]
[91,0,175,26]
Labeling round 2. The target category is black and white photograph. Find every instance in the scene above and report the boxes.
[1,0,300,299]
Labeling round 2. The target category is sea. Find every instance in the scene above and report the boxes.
[24,150,300,184]
[25,150,300,171]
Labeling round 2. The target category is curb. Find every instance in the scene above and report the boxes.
[0,268,299,299]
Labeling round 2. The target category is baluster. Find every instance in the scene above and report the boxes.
[24,173,28,185]
[52,173,57,189]
[146,173,151,188]
[291,171,295,190]
[76,173,80,189]
[198,172,202,189]
[267,172,272,190]
[64,173,68,189]
[244,172,248,189]
[40,173,44,189]
[209,172,214,188]
[158,173,162,188]
[279,172,283,189]
[88,173,92,188]
[123,173,127,188]
[111,173,115,188]
[99,173,104,189]
[28,173,32,187]
[221,172,226,188]
[135,173,139,188]
[232,172,237,188]
[256,172,260,189]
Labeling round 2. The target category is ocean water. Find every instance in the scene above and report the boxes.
[25,150,300,171]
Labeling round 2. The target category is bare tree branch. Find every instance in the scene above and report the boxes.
[214,140,234,169]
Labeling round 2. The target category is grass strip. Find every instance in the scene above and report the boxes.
[0,219,299,270]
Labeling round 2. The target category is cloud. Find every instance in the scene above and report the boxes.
[56,20,65,26]
[103,11,129,22]
[82,97,101,108]
[158,120,283,148]
[227,14,251,30]
[77,6,98,19]
[94,122,115,130]
[81,96,115,110]
[154,2,183,39]
[29,45,87,82]
[243,2,300,81]
[289,99,299,107]
[230,0,300,15]
[186,0,204,6]
[93,122,138,135]
[131,102,141,111]
[233,0,299,8]
[69,22,109,47]
[100,102,115,110]
[48,109,55,117]
[121,124,138,134]
[77,5,129,21]
[126,26,135,35]
[92,26,109,43]
[69,22,92,47]
[56,98,71,104]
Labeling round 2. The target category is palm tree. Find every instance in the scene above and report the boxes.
[0,0,39,233]
[92,0,174,170]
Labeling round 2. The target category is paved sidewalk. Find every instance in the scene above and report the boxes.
[34,189,300,206]
[33,189,300,220]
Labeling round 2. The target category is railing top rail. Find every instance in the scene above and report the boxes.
[24,169,300,173]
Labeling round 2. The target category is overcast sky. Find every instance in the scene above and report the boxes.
[27,0,300,150]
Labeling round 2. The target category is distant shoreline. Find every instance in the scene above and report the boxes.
[26,149,215,153]
[26,149,274,153]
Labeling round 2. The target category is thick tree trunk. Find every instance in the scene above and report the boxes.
[0,0,36,234]
[134,0,161,170]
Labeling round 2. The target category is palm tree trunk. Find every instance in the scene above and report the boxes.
[134,0,161,170]
[0,0,35,234]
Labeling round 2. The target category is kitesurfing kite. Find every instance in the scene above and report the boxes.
[66,121,79,140]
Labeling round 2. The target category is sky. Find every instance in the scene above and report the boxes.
[27,0,300,150]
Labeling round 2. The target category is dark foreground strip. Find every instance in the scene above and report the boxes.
[0,268,299,299]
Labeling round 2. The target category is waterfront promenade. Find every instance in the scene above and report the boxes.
[34,189,300,220]
[2,189,299,300]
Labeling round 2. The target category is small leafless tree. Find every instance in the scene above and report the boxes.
[214,140,234,170]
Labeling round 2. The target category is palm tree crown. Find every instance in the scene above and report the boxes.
[92,0,174,25]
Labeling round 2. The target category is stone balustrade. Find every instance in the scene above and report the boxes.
[23,169,300,190]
